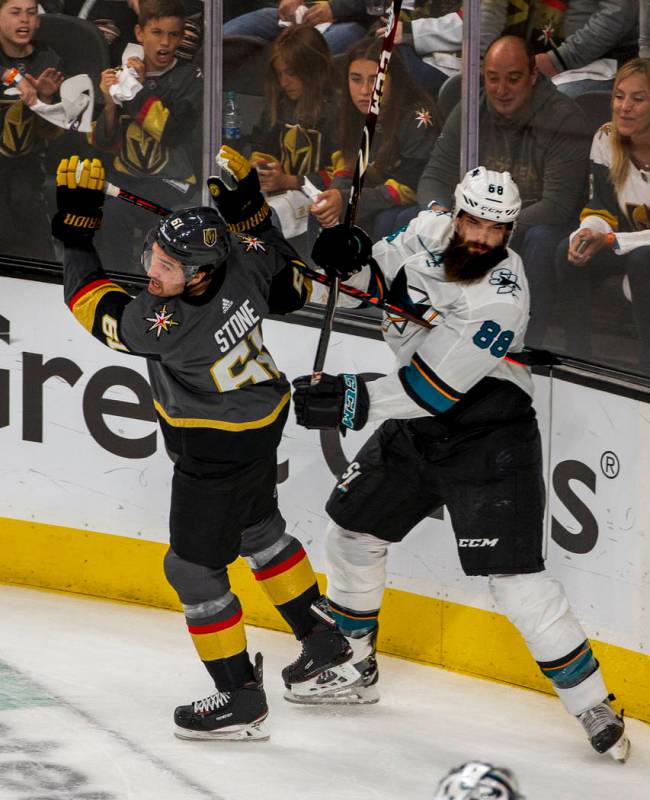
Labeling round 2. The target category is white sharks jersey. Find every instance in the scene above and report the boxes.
[344,210,533,421]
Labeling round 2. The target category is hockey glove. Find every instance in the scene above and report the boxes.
[207,144,270,233]
[292,373,369,432]
[311,223,372,283]
[51,155,105,245]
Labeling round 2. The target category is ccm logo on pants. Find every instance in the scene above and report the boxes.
[458,538,499,548]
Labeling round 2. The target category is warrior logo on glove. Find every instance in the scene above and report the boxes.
[52,156,105,245]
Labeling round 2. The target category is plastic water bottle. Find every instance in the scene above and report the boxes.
[223,90,241,144]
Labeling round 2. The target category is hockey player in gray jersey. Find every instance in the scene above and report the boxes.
[51,147,352,742]
[289,166,631,762]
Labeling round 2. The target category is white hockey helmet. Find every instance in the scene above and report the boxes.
[433,761,522,800]
[454,166,521,224]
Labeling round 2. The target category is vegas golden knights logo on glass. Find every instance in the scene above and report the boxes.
[203,228,217,247]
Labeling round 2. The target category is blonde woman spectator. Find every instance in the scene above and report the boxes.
[556,58,650,372]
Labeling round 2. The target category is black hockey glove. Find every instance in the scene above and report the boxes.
[51,156,104,245]
[292,373,369,432]
[311,223,372,283]
[207,145,270,233]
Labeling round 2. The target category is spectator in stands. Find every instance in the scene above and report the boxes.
[640,1,650,58]
[375,0,503,98]
[555,58,650,374]
[311,36,440,241]
[90,0,202,65]
[223,0,370,56]
[493,0,639,98]
[418,35,589,349]
[90,0,202,270]
[247,24,340,241]
[249,24,339,194]
[0,0,63,260]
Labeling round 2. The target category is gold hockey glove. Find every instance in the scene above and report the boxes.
[52,156,105,245]
[207,145,270,233]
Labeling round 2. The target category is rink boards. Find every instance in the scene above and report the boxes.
[1,275,648,723]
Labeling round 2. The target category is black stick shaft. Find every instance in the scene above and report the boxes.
[102,178,551,367]
[295,261,432,330]
[344,0,402,229]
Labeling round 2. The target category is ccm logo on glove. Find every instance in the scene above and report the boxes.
[292,372,369,432]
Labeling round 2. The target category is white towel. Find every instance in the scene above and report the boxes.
[109,43,144,105]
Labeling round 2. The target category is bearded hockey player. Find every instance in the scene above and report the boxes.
[51,148,352,741]
[289,166,631,763]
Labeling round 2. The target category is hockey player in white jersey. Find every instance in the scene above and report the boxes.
[287,166,631,763]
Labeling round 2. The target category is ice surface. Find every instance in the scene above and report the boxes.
[0,584,647,799]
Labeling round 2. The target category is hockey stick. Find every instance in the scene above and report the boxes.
[99,178,558,365]
[311,0,403,381]
[294,261,433,330]
[104,182,171,217]
[101,176,435,328]
[99,177,556,366]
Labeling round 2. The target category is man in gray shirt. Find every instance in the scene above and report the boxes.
[418,35,590,348]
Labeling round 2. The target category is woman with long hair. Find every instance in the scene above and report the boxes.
[310,36,441,240]
[555,58,650,373]
[248,24,339,195]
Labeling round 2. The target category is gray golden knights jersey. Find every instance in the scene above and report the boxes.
[343,210,533,422]
[63,229,311,433]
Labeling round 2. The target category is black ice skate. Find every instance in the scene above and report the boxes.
[577,695,630,763]
[174,652,269,741]
[283,598,379,705]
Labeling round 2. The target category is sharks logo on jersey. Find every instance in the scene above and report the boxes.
[489,268,521,296]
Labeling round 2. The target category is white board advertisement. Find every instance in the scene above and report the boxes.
[0,276,647,656]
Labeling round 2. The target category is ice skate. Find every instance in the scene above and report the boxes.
[577,696,630,763]
[174,652,269,741]
[284,598,379,704]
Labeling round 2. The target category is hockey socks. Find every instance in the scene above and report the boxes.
[184,593,254,690]
[247,536,321,638]
[537,639,598,689]
[328,598,379,639]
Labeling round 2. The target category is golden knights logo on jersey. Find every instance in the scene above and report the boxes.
[505,0,567,53]
[1,98,37,157]
[279,123,322,177]
[145,304,180,338]
[628,203,650,230]
[121,113,168,176]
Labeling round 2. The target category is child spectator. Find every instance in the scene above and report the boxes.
[555,58,650,374]
[247,24,339,240]
[90,0,203,270]
[310,36,440,241]
[0,0,63,260]
[91,0,202,65]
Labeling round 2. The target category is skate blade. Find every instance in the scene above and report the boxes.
[284,683,379,705]
[174,720,269,742]
[607,733,631,763]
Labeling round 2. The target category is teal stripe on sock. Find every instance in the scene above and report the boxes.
[331,610,378,637]
[542,650,597,689]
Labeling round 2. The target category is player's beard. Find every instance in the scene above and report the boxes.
[443,232,508,284]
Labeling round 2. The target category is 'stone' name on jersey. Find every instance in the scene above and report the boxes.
[214,299,261,353]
